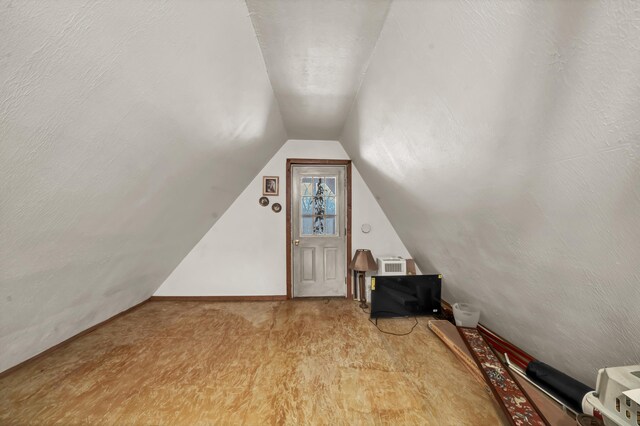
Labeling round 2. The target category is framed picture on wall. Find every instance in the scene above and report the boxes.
[263,176,279,196]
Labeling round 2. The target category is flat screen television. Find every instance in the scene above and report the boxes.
[370,274,442,319]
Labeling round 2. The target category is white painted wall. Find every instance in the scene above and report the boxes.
[340,0,640,386]
[155,140,415,297]
[0,1,287,373]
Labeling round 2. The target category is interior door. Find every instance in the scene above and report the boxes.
[292,165,346,297]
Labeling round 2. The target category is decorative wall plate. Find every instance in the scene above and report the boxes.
[272,203,282,213]
[259,196,269,206]
[361,223,372,233]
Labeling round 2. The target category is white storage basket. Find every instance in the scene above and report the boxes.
[453,303,480,328]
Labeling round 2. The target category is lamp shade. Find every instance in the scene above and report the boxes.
[349,249,377,272]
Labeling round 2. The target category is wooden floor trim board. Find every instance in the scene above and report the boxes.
[427,320,486,384]
[149,295,287,302]
[0,298,150,379]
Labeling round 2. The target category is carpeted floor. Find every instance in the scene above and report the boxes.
[0,299,505,425]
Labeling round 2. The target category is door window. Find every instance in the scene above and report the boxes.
[300,176,338,236]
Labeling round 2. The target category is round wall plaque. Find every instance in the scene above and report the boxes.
[259,196,269,206]
[272,203,282,213]
[361,223,372,233]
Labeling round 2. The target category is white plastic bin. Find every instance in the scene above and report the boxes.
[453,303,480,328]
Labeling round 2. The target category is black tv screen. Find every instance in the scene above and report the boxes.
[370,274,442,318]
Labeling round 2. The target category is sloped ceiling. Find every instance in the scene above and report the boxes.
[340,0,640,386]
[2,0,638,388]
[0,0,286,372]
[246,0,391,140]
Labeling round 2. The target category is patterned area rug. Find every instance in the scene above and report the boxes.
[458,327,549,426]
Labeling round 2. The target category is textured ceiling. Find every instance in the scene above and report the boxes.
[246,0,391,140]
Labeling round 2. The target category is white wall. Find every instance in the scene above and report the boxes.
[340,0,640,386]
[155,140,415,297]
[0,1,287,373]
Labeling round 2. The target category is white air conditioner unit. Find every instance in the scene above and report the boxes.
[377,257,407,275]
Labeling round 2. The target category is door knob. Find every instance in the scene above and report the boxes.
[293,240,300,246]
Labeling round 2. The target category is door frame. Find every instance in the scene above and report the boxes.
[286,159,352,300]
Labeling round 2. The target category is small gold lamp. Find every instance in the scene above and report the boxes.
[349,249,378,309]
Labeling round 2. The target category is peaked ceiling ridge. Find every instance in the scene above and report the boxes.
[335,3,393,141]
[244,2,290,141]
[245,0,393,140]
